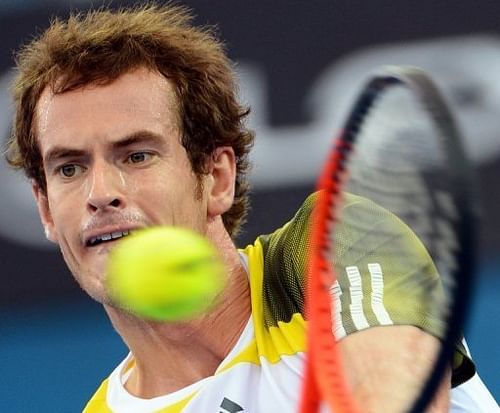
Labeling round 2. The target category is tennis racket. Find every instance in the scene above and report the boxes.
[300,66,477,413]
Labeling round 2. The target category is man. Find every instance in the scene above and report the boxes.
[5,4,497,412]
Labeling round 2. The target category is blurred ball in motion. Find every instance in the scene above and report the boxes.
[106,226,226,321]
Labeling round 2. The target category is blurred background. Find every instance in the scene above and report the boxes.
[1,0,499,411]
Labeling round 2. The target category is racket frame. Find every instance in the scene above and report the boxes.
[300,66,477,413]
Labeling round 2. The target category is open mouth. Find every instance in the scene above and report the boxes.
[86,230,132,247]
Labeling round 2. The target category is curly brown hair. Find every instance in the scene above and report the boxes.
[5,3,254,238]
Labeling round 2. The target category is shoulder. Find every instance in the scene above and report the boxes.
[255,190,433,286]
[82,378,111,412]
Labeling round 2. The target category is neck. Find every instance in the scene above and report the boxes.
[104,221,251,399]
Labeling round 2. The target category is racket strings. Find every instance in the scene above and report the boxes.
[344,85,459,279]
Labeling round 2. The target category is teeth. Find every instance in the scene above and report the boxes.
[88,230,131,246]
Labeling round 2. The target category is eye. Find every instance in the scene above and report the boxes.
[127,152,153,164]
[58,164,85,178]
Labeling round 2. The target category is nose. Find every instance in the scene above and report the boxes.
[86,162,125,213]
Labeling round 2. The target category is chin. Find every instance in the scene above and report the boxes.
[72,268,112,305]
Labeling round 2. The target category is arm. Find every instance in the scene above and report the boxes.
[340,325,451,413]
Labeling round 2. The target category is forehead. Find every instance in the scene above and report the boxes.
[35,67,180,151]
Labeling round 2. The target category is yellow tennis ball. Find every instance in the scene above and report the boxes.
[106,226,225,321]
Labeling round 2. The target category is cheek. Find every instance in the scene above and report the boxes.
[45,184,86,246]
[140,169,206,228]
[51,202,79,245]
[114,169,140,196]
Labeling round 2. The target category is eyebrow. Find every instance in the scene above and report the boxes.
[43,148,87,169]
[43,130,168,168]
[111,130,167,150]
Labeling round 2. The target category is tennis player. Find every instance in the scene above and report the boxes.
[6,4,498,412]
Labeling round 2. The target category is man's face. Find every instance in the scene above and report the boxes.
[34,67,210,303]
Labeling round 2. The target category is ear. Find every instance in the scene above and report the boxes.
[32,182,58,244]
[206,147,236,218]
